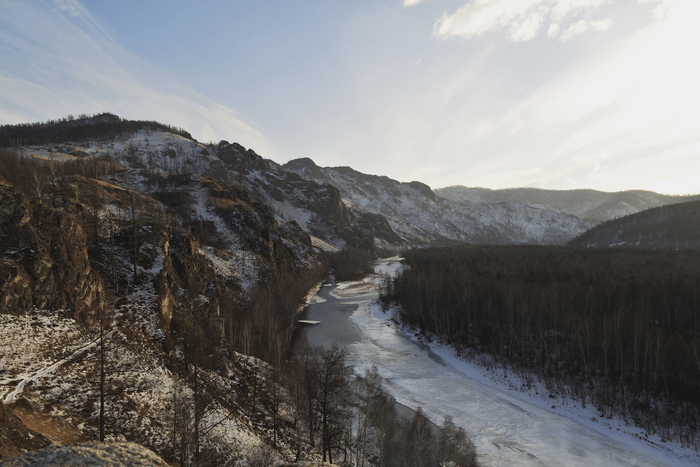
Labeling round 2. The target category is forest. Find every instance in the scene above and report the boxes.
[383,245,700,450]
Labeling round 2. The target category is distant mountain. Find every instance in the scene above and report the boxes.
[6,113,598,252]
[283,158,596,246]
[435,186,700,222]
[567,199,700,249]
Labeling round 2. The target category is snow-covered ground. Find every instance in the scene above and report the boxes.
[0,309,289,463]
[307,258,698,467]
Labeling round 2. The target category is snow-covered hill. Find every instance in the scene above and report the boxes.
[283,158,596,246]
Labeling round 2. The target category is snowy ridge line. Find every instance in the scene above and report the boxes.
[3,330,114,405]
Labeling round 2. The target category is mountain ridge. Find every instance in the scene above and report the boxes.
[283,157,597,247]
[436,185,700,222]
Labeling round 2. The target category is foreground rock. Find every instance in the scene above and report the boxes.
[0,403,49,461]
[277,464,338,467]
[0,442,169,467]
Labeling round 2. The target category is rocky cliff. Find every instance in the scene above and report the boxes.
[0,181,106,324]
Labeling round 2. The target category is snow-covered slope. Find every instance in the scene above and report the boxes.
[284,158,596,246]
[16,128,378,255]
[0,310,292,465]
[14,116,596,251]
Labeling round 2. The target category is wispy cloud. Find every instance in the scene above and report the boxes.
[639,0,674,20]
[433,0,612,42]
[0,0,274,155]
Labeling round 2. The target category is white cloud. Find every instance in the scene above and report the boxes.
[433,0,611,41]
[461,0,700,190]
[591,18,613,30]
[403,0,437,6]
[52,0,90,18]
[571,152,612,183]
[546,17,611,41]
[639,0,674,20]
[547,23,561,37]
[374,0,700,192]
[549,0,609,22]
[559,19,590,40]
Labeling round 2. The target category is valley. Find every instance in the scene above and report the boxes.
[1,114,699,465]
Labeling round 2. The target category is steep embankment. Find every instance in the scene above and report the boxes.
[0,117,336,464]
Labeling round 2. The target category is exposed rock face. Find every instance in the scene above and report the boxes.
[0,182,106,323]
[0,403,49,461]
[0,442,169,467]
[213,143,374,253]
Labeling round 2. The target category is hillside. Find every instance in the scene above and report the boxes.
[283,158,596,246]
[0,114,477,466]
[0,147,327,464]
[435,185,700,223]
[3,114,381,257]
[567,199,700,249]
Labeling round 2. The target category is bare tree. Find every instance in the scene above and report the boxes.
[400,407,435,467]
[314,344,350,463]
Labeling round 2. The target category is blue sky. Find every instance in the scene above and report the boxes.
[1,0,699,194]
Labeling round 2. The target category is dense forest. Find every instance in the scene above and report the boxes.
[383,245,700,450]
[568,199,700,250]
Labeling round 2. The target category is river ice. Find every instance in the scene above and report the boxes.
[301,258,697,467]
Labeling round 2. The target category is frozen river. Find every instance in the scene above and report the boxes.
[300,258,696,467]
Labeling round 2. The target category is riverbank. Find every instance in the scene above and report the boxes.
[300,257,699,467]
[372,301,699,466]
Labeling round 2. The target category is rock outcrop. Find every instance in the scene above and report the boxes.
[0,182,106,323]
[0,403,49,461]
[0,442,169,467]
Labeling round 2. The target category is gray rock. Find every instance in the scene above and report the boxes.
[0,442,169,467]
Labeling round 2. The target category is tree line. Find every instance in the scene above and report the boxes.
[384,245,700,450]
[328,248,374,281]
[0,113,192,148]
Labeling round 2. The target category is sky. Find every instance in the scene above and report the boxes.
[1,0,699,195]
